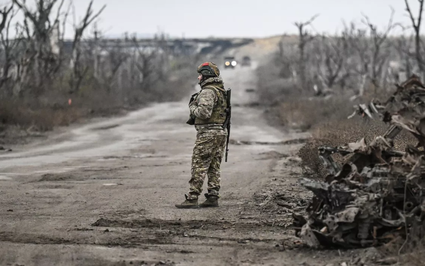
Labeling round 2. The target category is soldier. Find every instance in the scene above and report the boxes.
[176,62,228,209]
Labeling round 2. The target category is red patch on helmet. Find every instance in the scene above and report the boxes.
[202,62,210,66]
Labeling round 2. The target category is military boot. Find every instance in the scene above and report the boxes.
[199,195,219,208]
[175,194,198,209]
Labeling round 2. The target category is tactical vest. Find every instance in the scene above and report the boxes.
[194,85,228,125]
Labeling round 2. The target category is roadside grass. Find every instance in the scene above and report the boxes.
[0,64,194,144]
[256,59,417,177]
[278,96,354,131]
[0,100,83,131]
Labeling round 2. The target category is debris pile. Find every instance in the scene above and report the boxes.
[293,75,425,248]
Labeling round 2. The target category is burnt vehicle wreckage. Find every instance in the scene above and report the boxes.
[293,75,425,249]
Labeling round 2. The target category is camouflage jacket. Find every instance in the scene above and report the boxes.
[189,77,227,135]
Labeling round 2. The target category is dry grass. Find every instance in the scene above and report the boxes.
[278,96,355,131]
[0,100,84,132]
[277,96,418,177]
[0,59,195,141]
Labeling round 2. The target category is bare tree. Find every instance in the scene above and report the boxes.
[0,0,195,126]
[342,12,394,98]
[340,22,370,96]
[362,11,396,91]
[294,14,318,91]
[69,0,105,93]
[277,39,298,80]
[0,3,16,94]
[0,4,13,33]
[393,33,414,82]
[312,35,347,93]
[97,39,129,91]
[405,0,425,80]
[12,0,66,93]
[133,39,160,90]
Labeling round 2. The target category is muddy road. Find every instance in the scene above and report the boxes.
[0,62,364,266]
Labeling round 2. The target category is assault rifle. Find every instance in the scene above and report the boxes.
[223,89,231,162]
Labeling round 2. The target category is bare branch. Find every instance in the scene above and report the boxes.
[70,0,107,93]
[294,14,319,28]
[294,14,320,90]
[60,1,72,41]
[404,0,425,79]
[0,4,13,33]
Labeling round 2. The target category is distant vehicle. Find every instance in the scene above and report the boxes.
[241,56,251,67]
[224,56,237,69]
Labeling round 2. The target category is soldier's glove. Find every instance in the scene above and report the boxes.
[188,92,199,106]
[186,114,196,125]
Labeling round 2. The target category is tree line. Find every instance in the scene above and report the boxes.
[276,0,425,99]
[0,0,188,107]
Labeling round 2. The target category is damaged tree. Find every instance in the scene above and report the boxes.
[0,3,17,95]
[362,11,396,91]
[69,0,105,93]
[294,15,318,91]
[294,75,425,249]
[311,35,347,94]
[12,0,66,94]
[405,0,425,80]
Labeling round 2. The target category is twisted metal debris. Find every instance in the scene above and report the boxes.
[293,75,425,248]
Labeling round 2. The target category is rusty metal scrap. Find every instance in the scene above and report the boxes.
[294,75,425,248]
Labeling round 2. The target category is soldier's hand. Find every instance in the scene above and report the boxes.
[188,92,198,106]
[186,115,196,125]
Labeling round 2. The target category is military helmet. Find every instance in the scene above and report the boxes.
[197,62,220,78]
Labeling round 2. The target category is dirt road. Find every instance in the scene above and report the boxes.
[0,62,364,266]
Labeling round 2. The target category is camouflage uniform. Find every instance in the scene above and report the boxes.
[188,76,228,200]
[176,62,228,208]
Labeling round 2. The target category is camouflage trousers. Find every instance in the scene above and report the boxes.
[188,132,226,199]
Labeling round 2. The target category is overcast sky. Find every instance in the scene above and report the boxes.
[4,0,424,38]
